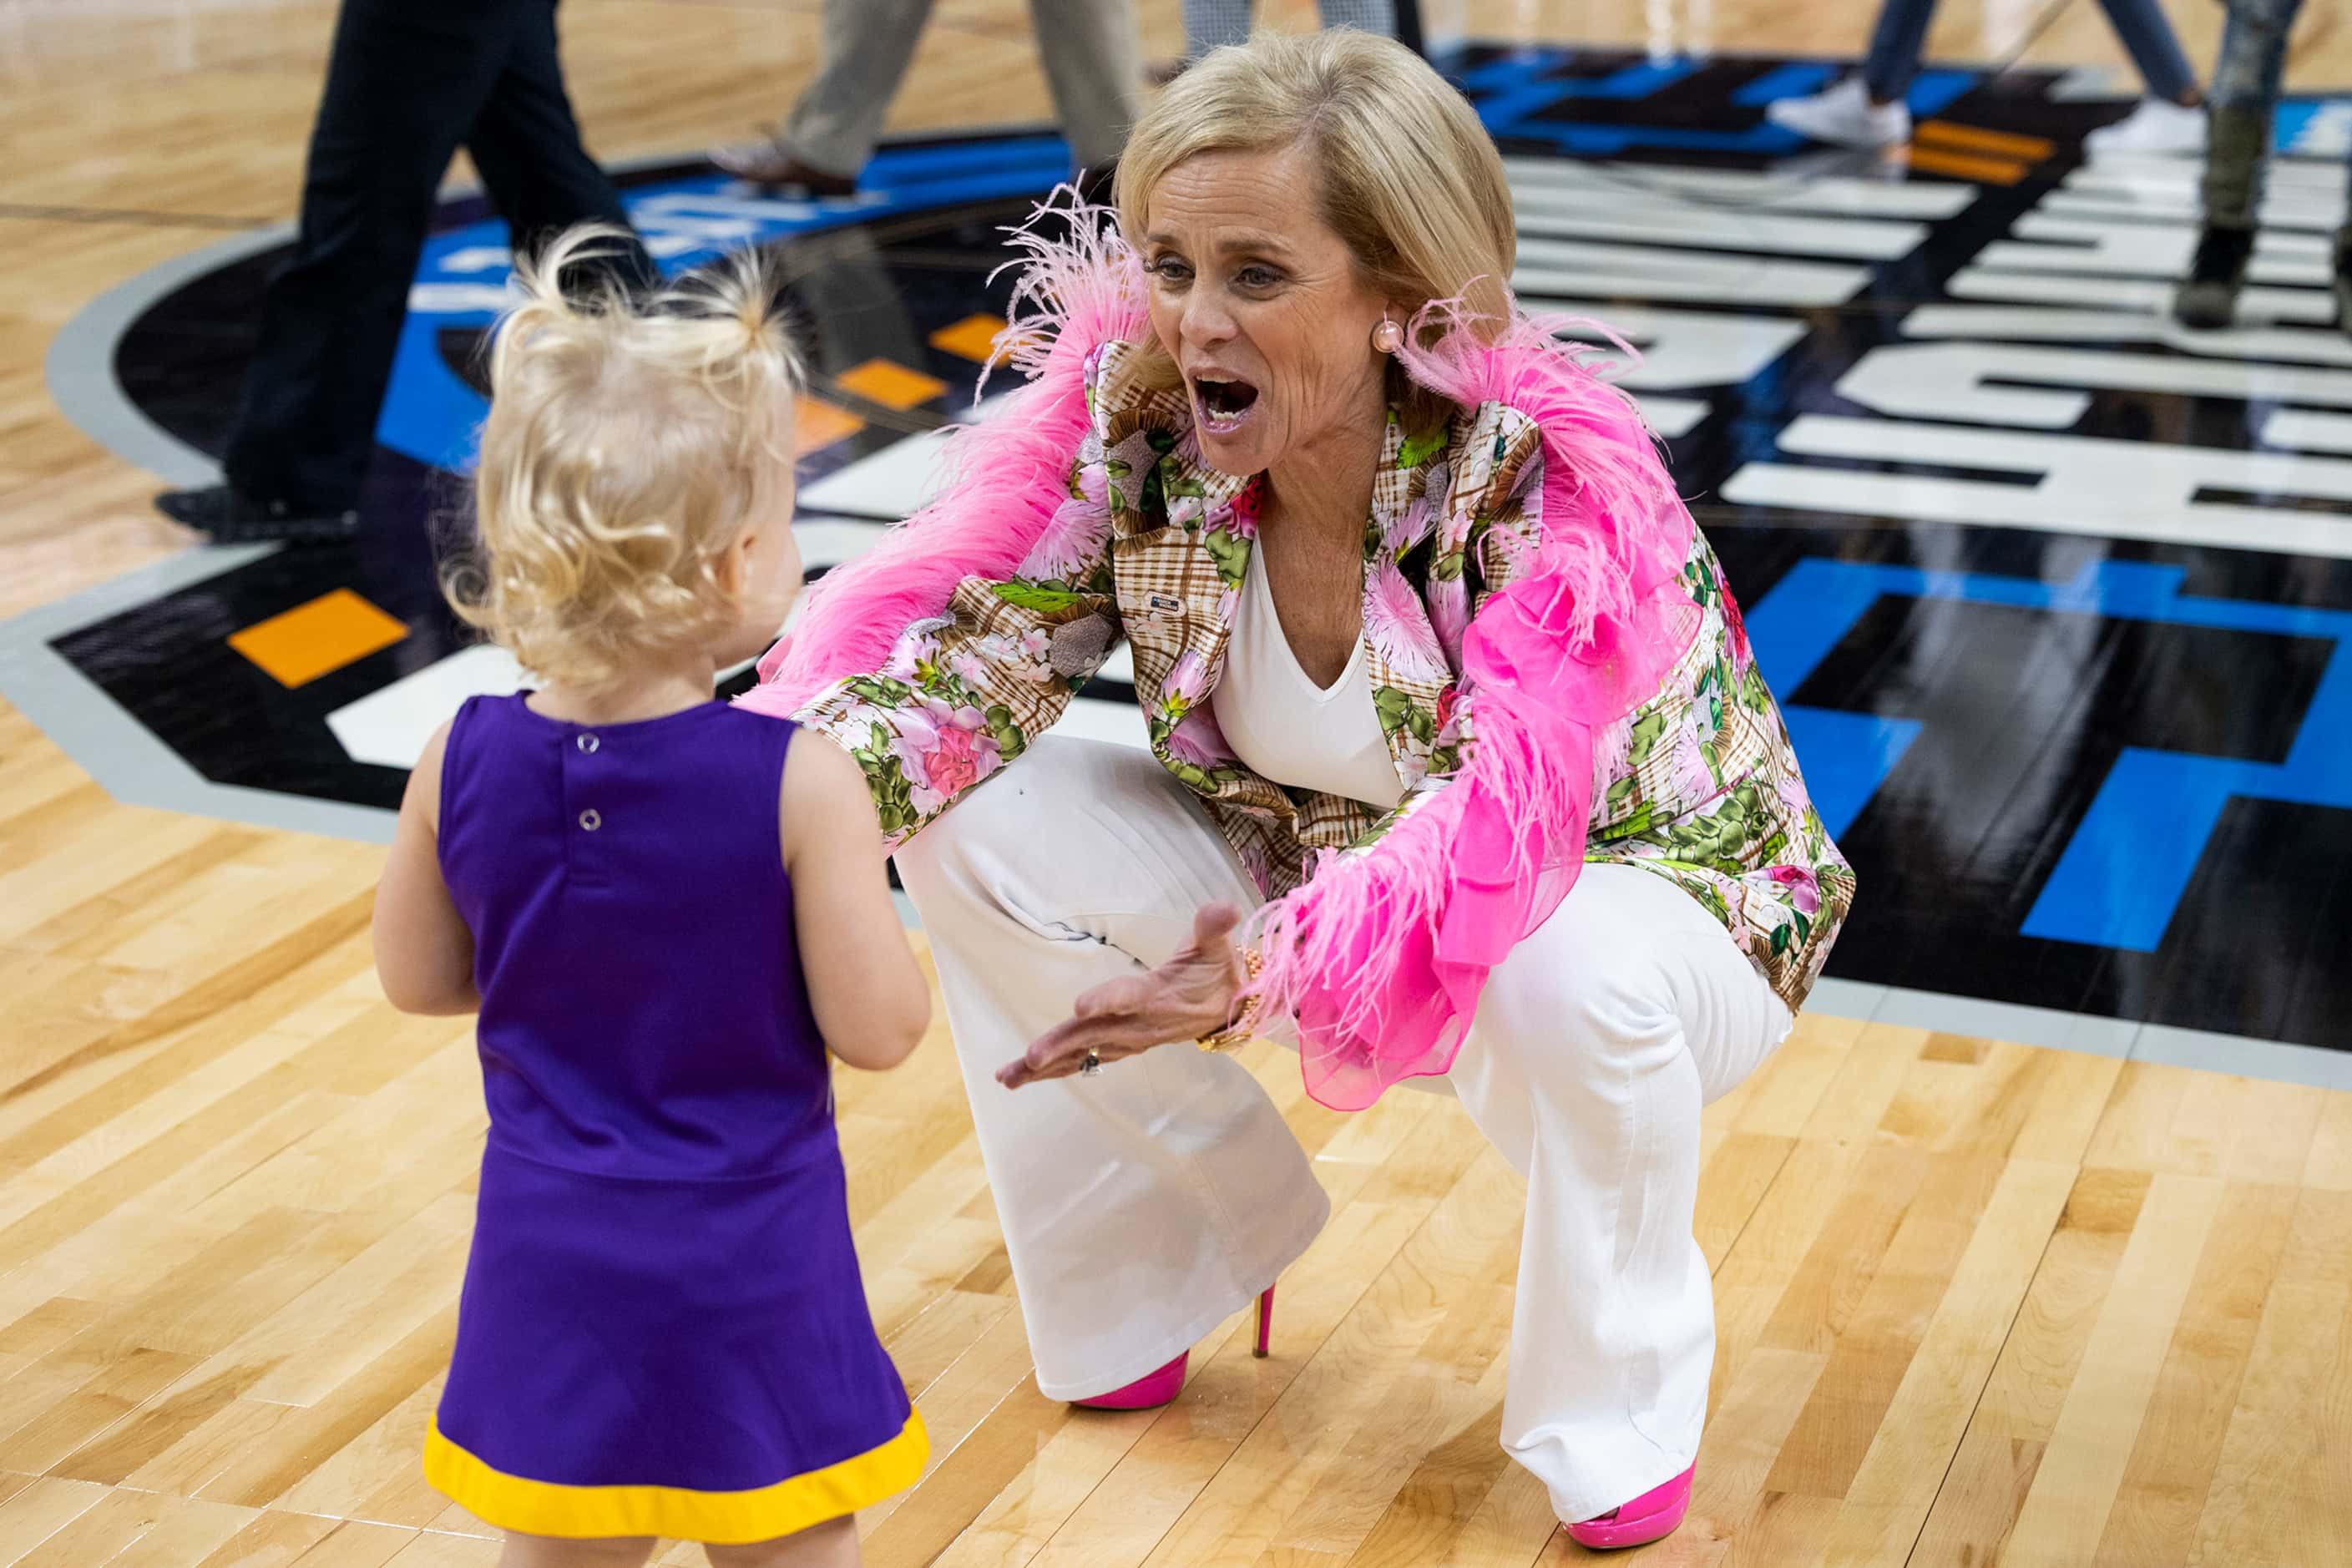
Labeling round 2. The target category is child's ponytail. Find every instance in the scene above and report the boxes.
[448,225,805,691]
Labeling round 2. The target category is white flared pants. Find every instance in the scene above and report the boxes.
[894,738,1793,1521]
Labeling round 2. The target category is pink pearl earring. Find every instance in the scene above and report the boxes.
[1371,315,1404,354]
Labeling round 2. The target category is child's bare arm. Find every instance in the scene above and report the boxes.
[372,723,480,1016]
[782,736,931,1070]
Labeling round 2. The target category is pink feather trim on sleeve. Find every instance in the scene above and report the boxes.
[1240,300,1702,1111]
[736,188,1148,720]
[743,204,1702,1115]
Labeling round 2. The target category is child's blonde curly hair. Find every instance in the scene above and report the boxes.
[446,225,803,690]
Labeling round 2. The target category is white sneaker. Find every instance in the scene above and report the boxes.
[2084,96,2208,154]
[1766,77,1912,149]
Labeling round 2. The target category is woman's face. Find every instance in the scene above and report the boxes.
[1139,143,1397,477]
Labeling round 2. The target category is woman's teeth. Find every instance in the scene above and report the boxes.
[1194,377,1259,434]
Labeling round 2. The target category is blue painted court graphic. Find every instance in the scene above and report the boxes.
[1460,51,1974,154]
[272,49,2352,480]
[1748,559,2352,953]
[379,51,2010,477]
[380,135,1078,474]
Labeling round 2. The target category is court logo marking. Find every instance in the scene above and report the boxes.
[20,48,2352,1075]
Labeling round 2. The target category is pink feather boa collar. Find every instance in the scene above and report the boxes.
[744,193,1149,716]
[1254,299,1700,1108]
[747,192,1700,1110]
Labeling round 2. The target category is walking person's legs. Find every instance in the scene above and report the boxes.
[1858,0,1938,106]
[1765,0,1930,149]
[166,0,518,541]
[712,0,938,191]
[2339,125,2352,327]
[1026,0,1141,176]
[2205,0,2298,227]
[2081,0,2209,154]
[2179,0,2302,326]
[2096,0,2202,104]
[465,0,658,291]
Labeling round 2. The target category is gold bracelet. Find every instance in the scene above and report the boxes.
[1196,948,1266,1053]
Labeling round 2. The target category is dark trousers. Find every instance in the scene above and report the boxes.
[225,0,655,514]
[2200,0,2346,234]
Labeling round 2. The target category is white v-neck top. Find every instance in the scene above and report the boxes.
[1210,549,1404,810]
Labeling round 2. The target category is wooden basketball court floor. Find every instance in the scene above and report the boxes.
[5,3,2352,1563]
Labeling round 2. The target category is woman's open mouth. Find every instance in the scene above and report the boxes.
[1191,374,1260,436]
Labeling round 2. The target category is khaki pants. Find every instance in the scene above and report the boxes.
[778,0,1138,179]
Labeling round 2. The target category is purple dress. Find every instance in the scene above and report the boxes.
[423,695,925,1544]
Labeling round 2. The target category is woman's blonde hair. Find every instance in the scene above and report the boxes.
[446,225,802,690]
[1114,29,1516,415]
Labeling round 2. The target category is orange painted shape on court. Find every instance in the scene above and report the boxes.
[835,358,948,410]
[795,397,867,454]
[928,314,1014,364]
[1904,144,2027,186]
[228,588,410,688]
[1913,119,2055,161]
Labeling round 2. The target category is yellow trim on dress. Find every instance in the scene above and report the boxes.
[422,1409,928,1544]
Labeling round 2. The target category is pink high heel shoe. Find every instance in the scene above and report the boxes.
[1073,1285,1276,1410]
[1564,1465,1693,1550]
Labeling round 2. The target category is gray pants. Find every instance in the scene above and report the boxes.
[1181,0,1395,57]
[1860,0,2195,104]
[780,0,1139,179]
[2202,0,2345,232]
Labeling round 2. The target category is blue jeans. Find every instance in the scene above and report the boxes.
[1861,0,2197,104]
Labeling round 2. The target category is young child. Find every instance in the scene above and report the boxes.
[372,227,933,1568]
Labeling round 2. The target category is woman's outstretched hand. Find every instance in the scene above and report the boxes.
[997,903,1247,1089]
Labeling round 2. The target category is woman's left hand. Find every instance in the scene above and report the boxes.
[997,903,1245,1089]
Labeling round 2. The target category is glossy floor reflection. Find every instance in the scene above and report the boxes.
[21,47,2352,1058]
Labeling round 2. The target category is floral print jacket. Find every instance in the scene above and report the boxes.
[787,338,1854,1014]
